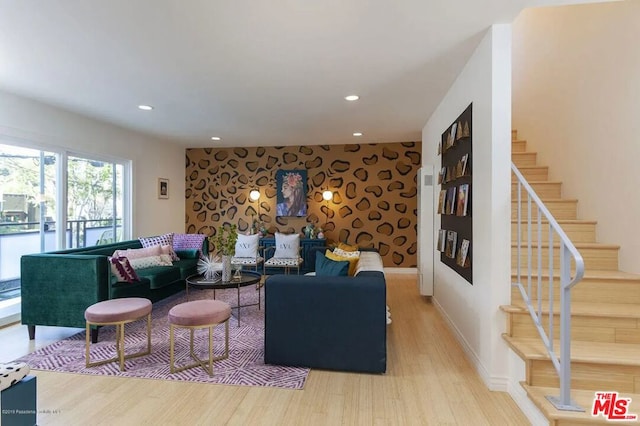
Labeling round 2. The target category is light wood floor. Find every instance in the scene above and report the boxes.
[0,274,529,425]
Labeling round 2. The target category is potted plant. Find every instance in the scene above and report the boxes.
[209,224,238,282]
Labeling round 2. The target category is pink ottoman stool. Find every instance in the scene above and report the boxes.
[84,297,152,371]
[169,299,231,377]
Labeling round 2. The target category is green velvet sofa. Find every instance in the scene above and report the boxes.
[20,238,206,342]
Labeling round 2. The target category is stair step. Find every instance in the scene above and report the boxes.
[522,383,640,426]
[511,270,640,305]
[512,139,527,153]
[503,335,640,392]
[501,302,640,343]
[512,199,578,221]
[512,152,538,167]
[511,219,596,243]
[512,181,562,199]
[512,165,549,182]
[512,242,620,271]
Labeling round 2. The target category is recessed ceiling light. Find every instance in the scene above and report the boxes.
[353,132,363,137]
[345,95,359,101]
[211,136,221,141]
[138,105,153,111]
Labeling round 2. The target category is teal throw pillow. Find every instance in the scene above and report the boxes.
[315,251,349,277]
[175,249,200,259]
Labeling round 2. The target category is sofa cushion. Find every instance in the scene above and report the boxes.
[172,258,200,279]
[108,256,140,283]
[135,266,182,289]
[315,251,349,276]
[139,234,179,260]
[355,251,384,275]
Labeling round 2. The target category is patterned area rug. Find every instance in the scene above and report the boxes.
[15,285,308,389]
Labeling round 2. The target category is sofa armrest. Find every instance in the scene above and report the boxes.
[264,274,386,373]
[20,254,111,329]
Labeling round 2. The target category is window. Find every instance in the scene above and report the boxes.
[0,142,131,311]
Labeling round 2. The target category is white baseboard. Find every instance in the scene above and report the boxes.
[508,379,548,426]
[432,297,514,393]
[432,297,491,385]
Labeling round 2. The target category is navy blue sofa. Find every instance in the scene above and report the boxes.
[264,249,386,374]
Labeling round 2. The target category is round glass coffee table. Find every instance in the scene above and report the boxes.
[185,271,262,326]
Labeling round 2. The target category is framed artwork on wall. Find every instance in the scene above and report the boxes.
[158,178,169,199]
[276,169,307,217]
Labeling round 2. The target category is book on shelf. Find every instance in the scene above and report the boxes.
[447,186,457,215]
[455,159,463,178]
[456,239,470,267]
[438,167,446,184]
[438,190,447,214]
[437,140,442,155]
[447,123,457,149]
[446,166,453,183]
[461,153,469,176]
[445,230,457,259]
[455,121,463,140]
[456,183,469,217]
[462,121,470,138]
[437,229,446,252]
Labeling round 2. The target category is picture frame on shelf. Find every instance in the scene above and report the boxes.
[158,178,169,199]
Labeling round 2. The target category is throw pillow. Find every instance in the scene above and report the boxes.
[337,242,359,252]
[113,245,162,260]
[315,251,349,276]
[108,256,140,283]
[175,249,200,259]
[173,233,207,256]
[273,232,300,258]
[139,233,179,260]
[235,233,260,258]
[333,247,361,259]
[325,249,359,276]
[128,255,173,270]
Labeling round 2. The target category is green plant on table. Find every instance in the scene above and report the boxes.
[209,224,238,256]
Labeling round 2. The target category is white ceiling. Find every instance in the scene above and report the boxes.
[0,0,592,148]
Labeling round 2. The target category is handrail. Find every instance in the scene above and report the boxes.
[511,163,585,411]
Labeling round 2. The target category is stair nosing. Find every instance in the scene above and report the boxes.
[503,334,640,366]
[510,269,640,281]
[510,242,620,249]
[501,301,640,318]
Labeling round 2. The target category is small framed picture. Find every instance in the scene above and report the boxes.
[158,178,169,199]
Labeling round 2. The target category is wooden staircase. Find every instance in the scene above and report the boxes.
[502,130,640,425]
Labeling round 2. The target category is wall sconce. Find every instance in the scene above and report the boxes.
[322,190,333,227]
[249,189,261,218]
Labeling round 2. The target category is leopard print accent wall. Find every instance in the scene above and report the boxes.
[185,142,421,267]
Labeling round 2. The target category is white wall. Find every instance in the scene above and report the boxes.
[0,90,186,238]
[512,1,640,273]
[421,25,512,389]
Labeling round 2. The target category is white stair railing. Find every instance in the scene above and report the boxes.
[512,163,585,412]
